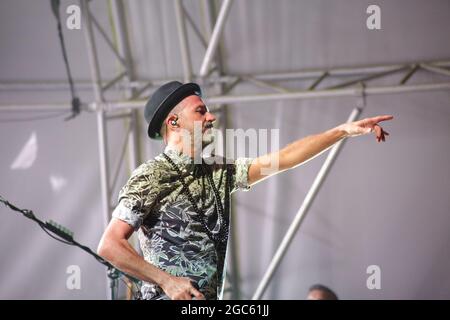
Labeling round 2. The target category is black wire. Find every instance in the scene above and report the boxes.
[50,0,81,120]
[0,195,74,245]
[0,196,28,215]
[0,111,71,123]
[56,16,76,100]
[38,223,74,245]
[1,194,142,297]
[76,242,107,265]
[1,195,104,263]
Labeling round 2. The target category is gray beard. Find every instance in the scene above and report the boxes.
[202,128,215,147]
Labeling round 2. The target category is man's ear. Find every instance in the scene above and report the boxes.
[167,114,179,127]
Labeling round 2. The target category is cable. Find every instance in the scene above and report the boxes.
[1,194,142,298]
[38,223,74,245]
[0,195,73,245]
[50,0,81,121]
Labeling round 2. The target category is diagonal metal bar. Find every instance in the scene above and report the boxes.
[252,107,362,300]
[399,64,419,85]
[420,63,450,77]
[81,2,105,103]
[131,81,153,100]
[308,71,329,90]
[243,76,292,93]
[89,11,127,68]
[325,66,408,90]
[101,71,127,92]
[174,0,193,82]
[199,0,233,77]
[182,3,208,48]
[222,77,241,95]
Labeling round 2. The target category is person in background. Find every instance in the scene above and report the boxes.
[307,284,339,300]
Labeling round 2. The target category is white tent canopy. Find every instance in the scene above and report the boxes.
[1,0,450,299]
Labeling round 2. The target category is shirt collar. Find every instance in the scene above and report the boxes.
[163,145,194,165]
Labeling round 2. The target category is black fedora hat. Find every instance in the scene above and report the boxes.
[145,81,202,139]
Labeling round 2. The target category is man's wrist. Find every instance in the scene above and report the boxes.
[333,124,350,139]
[157,270,172,289]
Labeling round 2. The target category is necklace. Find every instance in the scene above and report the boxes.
[162,153,231,249]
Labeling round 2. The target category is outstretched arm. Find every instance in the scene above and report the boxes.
[247,115,393,186]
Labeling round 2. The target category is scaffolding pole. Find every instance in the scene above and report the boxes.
[201,0,241,300]
[80,0,113,300]
[2,60,450,93]
[111,0,141,173]
[205,82,450,105]
[199,0,233,77]
[3,80,450,113]
[252,107,363,300]
[67,81,449,112]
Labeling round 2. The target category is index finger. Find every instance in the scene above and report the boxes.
[191,288,205,300]
[373,115,394,123]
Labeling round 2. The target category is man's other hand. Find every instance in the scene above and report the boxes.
[160,275,205,300]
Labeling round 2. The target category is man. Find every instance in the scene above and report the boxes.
[97,81,392,300]
[307,284,339,300]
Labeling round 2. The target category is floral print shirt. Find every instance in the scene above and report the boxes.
[112,146,252,299]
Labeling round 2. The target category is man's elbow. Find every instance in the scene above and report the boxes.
[97,218,134,263]
[97,236,113,261]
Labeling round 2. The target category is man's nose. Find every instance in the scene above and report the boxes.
[206,112,216,124]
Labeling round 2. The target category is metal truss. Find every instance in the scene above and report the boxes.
[3,59,450,110]
[1,0,450,300]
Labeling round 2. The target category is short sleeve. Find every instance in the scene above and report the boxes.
[230,157,253,193]
[112,162,159,230]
